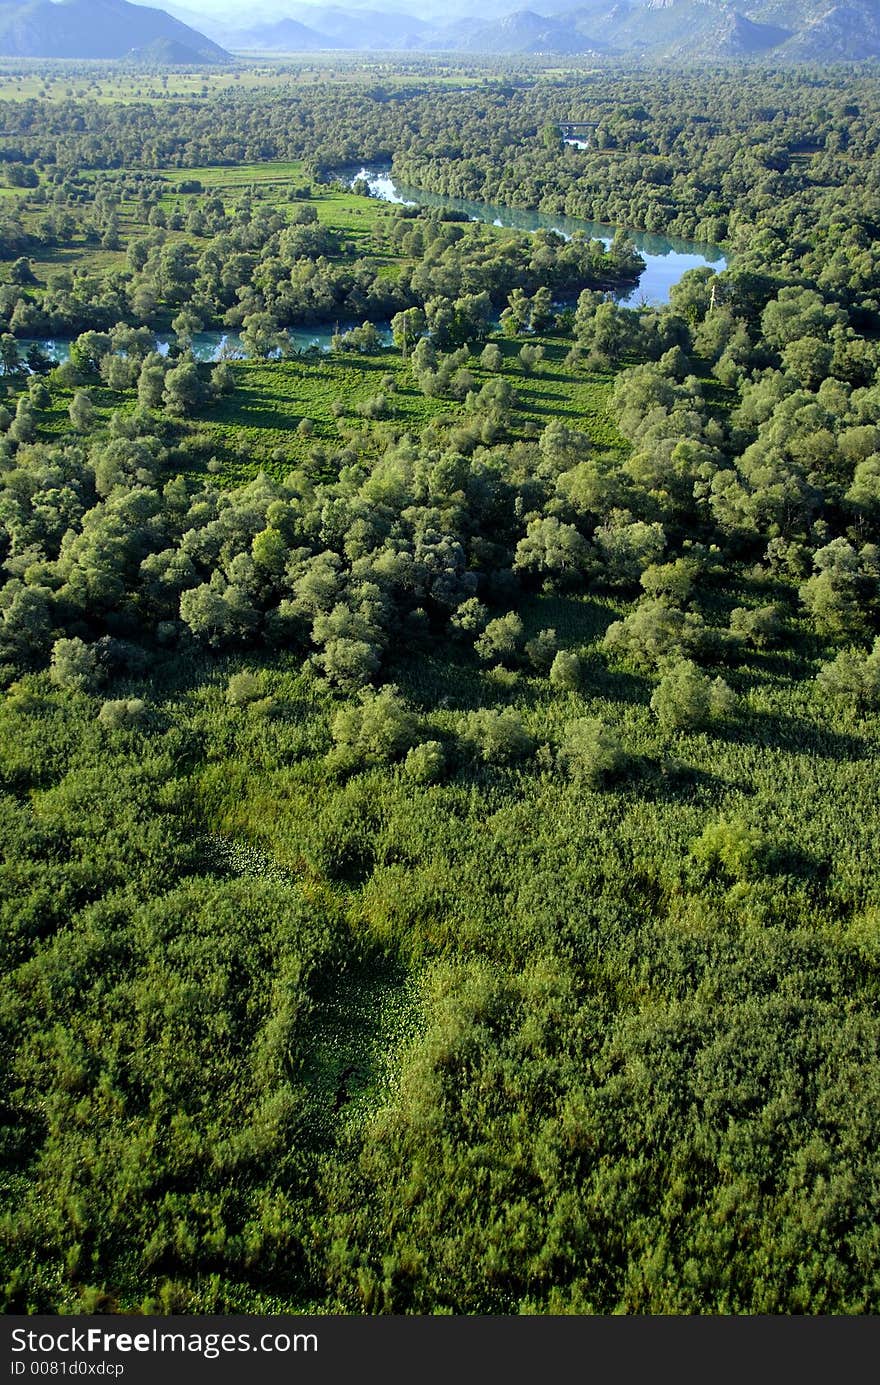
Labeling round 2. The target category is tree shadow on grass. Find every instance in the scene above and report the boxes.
[706,709,868,763]
[624,754,751,807]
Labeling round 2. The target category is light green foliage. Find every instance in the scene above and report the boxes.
[97,697,146,729]
[691,818,769,881]
[179,574,259,647]
[450,597,488,638]
[650,658,736,733]
[163,358,206,416]
[729,603,784,649]
[594,510,666,587]
[49,636,101,693]
[548,649,581,691]
[640,558,700,605]
[320,637,380,690]
[474,612,524,665]
[603,600,704,672]
[403,740,445,784]
[559,716,626,786]
[514,516,591,583]
[462,707,534,764]
[226,670,264,706]
[524,627,558,673]
[799,539,879,640]
[331,686,418,769]
[815,640,880,709]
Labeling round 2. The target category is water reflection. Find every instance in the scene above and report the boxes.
[17,166,725,366]
[347,165,726,307]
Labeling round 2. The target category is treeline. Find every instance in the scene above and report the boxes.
[0,182,641,343]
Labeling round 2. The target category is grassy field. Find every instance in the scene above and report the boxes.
[192,341,623,480]
[0,59,508,105]
[0,157,402,292]
[27,326,623,486]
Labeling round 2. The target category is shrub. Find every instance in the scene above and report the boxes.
[603,600,704,671]
[97,698,146,730]
[729,603,784,649]
[549,650,581,692]
[691,819,769,881]
[450,598,488,638]
[462,708,534,765]
[404,741,446,784]
[815,640,880,710]
[331,686,418,768]
[49,637,101,694]
[68,390,95,433]
[560,717,626,787]
[650,659,735,733]
[474,612,523,665]
[226,671,264,707]
[524,628,558,673]
[320,638,380,690]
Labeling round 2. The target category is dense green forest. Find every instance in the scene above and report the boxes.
[0,61,879,1315]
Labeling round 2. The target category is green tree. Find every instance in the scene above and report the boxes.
[560,717,626,787]
[474,612,524,665]
[463,708,534,764]
[403,740,445,784]
[650,658,735,733]
[331,686,418,768]
[68,390,95,433]
[549,650,581,692]
[49,637,102,693]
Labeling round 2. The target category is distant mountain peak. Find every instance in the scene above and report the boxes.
[0,0,230,60]
[31,0,880,63]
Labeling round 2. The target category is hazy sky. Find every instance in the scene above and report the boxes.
[172,0,454,14]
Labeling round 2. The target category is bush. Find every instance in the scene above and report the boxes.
[603,600,703,671]
[320,638,380,690]
[462,708,534,765]
[560,717,626,787]
[650,659,735,733]
[97,698,146,730]
[815,640,880,709]
[211,362,236,395]
[524,628,558,673]
[226,671,264,707]
[68,390,95,433]
[49,637,101,694]
[549,650,581,692]
[450,598,488,638]
[729,603,784,649]
[474,613,523,665]
[331,686,418,768]
[404,741,446,784]
[691,819,769,881]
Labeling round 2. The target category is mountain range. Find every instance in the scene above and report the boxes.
[0,0,877,63]
[198,0,880,61]
[0,0,230,61]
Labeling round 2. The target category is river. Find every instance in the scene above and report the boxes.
[19,170,725,365]
[351,166,726,309]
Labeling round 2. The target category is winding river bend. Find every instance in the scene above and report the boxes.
[20,169,726,365]
[350,166,726,310]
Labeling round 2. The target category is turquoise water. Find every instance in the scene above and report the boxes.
[351,166,726,308]
[19,170,724,365]
[19,322,391,367]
